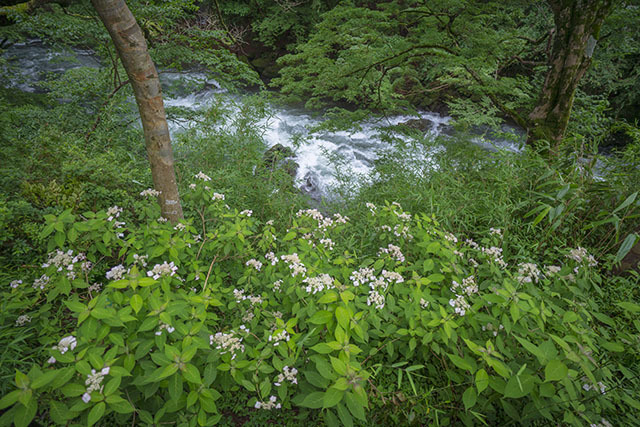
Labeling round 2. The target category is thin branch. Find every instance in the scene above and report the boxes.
[85,79,130,142]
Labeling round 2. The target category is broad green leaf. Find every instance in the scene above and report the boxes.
[88,402,105,427]
[475,369,489,394]
[462,386,477,410]
[323,387,344,408]
[503,375,535,399]
[309,310,333,325]
[545,360,568,382]
[299,391,324,408]
[130,294,143,314]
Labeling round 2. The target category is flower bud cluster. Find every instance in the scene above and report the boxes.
[155,323,175,336]
[254,395,281,410]
[82,367,110,403]
[481,246,507,268]
[42,249,90,280]
[140,188,161,198]
[106,205,122,222]
[516,263,541,284]
[106,265,127,281]
[32,274,50,290]
[210,332,245,359]
[589,418,612,427]
[274,366,298,386]
[320,238,335,250]
[449,294,471,316]
[212,193,225,201]
[245,259,263,271]
[482,323,504,337]
[15,315,31,326]
[10,280,22,289]
[367,290,385,309]
[195,171,212,181]
[567,247,597,267]
[269,329,291,346]
[147,261,178,280]
[303,274,334,294]
[350,267,375,287]
[280,253,306,277]
[451,276,478,296]
[240,210,253,217]
[378,244,405,263]
[52,335,77,354]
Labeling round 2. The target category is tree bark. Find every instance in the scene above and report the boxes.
[527,0,612,147]
[91,0,183,221]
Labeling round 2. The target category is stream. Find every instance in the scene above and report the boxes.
[2,40,526,200]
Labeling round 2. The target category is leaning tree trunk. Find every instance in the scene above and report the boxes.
[527,0,612,147]
[91,0,183,221]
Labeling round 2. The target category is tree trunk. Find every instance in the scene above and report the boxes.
[527,0,612,147]
[91,0,183,222]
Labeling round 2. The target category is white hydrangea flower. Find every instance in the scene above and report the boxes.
[140,188,161,198]
[195,171,212,181]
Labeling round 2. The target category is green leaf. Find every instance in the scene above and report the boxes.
[182,364,202,384]
[14,399,37,427]
[309,310,333,325]
[345,392,366,420]
[462,386,477,410]
[299,391,324,408]
[617,301,640,314]
[545,360,568,382]
[335,306,350,329]
[503,375,535,398]
[0,390,19,410]
[336,402,354,427]
[130,294,143,314]
[49,401,70,424]
[613,192,637,214]
[31,369,58,390]
[87,402,106,427]
[475,369,489,394]
[318,292,338,304]
[446,353,472,371]
[305,370,330,388]
[323,387,344,408]
[311,343,334,354]
[615,233,638,263]
[330,357,347,376]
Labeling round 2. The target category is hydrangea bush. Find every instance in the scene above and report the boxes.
[1,177,639,426]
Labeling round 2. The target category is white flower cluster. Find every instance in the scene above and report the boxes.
[157,217,168,223]
[33,274,50,290]
[269,330,291,346]
[366,202,377,215]
[489,228,502,237]
[246,259,263,271]
[195,171,212,181]
[451,276,478,296]
[133,254,148,267]
[82,367,110,403]
[15,315,31,326]
[42,249,89,280]
[281,253,307,277]
[367,290,385,309]
[482,246,507,268]
[295,209,348,230]
[444,232,458,243]
[52,336,77,355]
[303,274,334,294]
[274,366,298,386]
[516,263,541,284]
[212,193,225,201]
[266,219,275,226]
[419,298,430,309]
[482,323,504,337]
[233,289,263,306]
[272,280,283,292]
[466,239,480,250]
[350,267,375,287]
[265,252,278,266]
[155,323,175,336]
[254,395,281,410]
[545,265,561,275]
[382,270,404,284]
[106,264,126,281]
[449,294,471,316]
[210,332,245,359]
[378,244,405,263]
[10,280,22,289]
[88,282,102,293]
[582,380,606,394]
[174,223,186,231]
[320,238,335,250]
[106,205,122,222]
[567,247,597,267]
[589,418,612,427]
[240,210,253,217]
[140,188,161,198]
[147,261,178,280]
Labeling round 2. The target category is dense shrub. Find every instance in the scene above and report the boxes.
[1,177,638,426]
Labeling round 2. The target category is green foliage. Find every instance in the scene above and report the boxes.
[1,188,639,425]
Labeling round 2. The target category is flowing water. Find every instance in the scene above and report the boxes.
[2,40,526,199]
